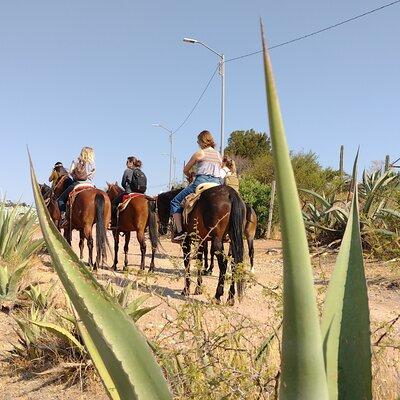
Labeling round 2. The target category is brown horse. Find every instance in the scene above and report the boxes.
[157,186,246,305]
[203,203,257,275]
[46,176,111,268]
[106,183,158,272]
[40,183,61,229]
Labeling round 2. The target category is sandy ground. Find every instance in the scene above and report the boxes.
[0,231,399,399]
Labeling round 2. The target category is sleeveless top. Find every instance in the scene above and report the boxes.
[196,147,222,177]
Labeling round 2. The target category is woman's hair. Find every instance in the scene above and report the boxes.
[197,130,216,149]
[222,155,237,173]
[127,156,142,168]
[80,147,95,163]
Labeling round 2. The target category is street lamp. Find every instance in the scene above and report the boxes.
[152,123,174,189]
[183,37,225,156]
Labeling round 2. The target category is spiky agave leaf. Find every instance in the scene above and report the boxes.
[260,21,328,399]
[29,155,172,400]
[321,154,372,400]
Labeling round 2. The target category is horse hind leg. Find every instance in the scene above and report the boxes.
[84,226,94,268]
[194,244,203,295]
[112,230,119,271]
[214,238,227,304]
[181,236,191,296]
[136,230,146,270]
[79,230,85,259]
[123,232,131,270]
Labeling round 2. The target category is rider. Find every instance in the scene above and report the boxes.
[48,162,68,188]
[170,130,222,242]
[58,147,96,225]
[110,156,147,228]
[220,155,239,192]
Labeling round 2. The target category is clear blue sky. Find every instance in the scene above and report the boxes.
[1,1,399,201]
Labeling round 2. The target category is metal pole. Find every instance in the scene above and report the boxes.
[384,155,390,172]
[169,134,173,189]
[339,145,344,176]
[220,55,225,156]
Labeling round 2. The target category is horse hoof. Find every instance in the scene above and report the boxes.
[226,298,235,306]
[181,288,190,296]
[194,286,203,295]
[212,298,221,305]
[149,267,155,273]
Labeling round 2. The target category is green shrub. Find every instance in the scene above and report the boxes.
[239,175,272,238]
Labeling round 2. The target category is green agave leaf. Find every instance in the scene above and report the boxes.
[125,294,151,316]
[0,267,9,297]
[7,262,29,298]
[75,314,121,400]
[261,21,328,399]
[321,154,372,400]
[299,188,332,208]
[129,305,159,323]
[29,155,172,400]
[30,320,86,353]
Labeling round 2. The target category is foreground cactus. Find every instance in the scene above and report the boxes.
[29,156,172,400]
[261,22,329,399]
[321,156,372,400]
[261,21,371,400]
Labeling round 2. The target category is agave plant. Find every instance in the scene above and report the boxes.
[301,168,400,250]
[26,162,171,398]
[0,202,44,307]
[0,201,44,265]
[0,263,29,306]
[261,21,371,399]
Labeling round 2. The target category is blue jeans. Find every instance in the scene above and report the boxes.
[170,174,221,215]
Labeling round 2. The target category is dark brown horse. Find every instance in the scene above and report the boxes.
[157,186,246,305]
[106,183,158,272]
[45,176,111,268]
[40,183,61,229]
[203,203,257,275]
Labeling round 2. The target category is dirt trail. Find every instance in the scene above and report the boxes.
[0,232,399,399]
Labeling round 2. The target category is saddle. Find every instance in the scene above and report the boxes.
[118,193,144,213]
[182,182,219,224]
[67,182,95,209]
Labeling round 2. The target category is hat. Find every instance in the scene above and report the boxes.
[54,162,63,167]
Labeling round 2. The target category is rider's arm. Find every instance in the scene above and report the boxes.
[183,150,203,178]
[87,163,96,180]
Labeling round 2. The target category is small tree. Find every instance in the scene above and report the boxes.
[225,129,270,161]
[239,175,271,238]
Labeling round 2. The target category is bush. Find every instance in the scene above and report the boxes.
[239,175,272,238]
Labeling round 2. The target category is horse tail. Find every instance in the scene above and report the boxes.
[95,193,108,264]
[147,199,158,250]
[229,190,245,300]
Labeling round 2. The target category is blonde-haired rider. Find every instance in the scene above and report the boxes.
[58,147,96,226]
[170,130,222,242]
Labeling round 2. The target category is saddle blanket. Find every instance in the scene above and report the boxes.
[118,193,144,213]
[182,182,220,224]
[68,183,95,199]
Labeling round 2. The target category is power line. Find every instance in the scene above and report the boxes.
[169,1,400,134]
[173,63,219,134]
[226,0,400,63]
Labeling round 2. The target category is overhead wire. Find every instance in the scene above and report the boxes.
[173,63,220,134]
[226,0,400,62]
[170,0,400,132]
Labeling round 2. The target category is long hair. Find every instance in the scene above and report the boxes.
[197,130,216,149]
[80,147,95,163]
[127,156,142,168]
[223,155,237,174]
